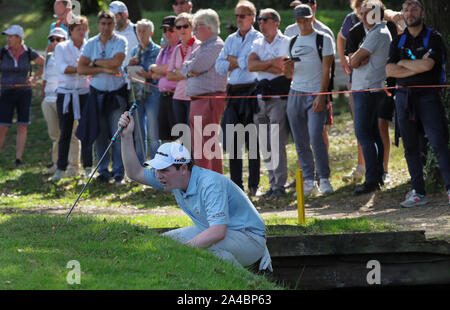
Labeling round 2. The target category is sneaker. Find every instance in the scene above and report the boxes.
[46,164,57,175]
[65,167,78,178]
[49,169,64,182]
[352,182,380,196]
[404,189,415,200]
[114,176,125,185]
[382,173,391,185]
[84,167,93,179]
[400,190,428,208]
[284,179,296,189]
[248,187,258,197]
[319,178,334,195]
[303,180,319,197]
[271,188,286,198]
[96,174,110,183]
[342,165,365,183]
[261,188,273,198]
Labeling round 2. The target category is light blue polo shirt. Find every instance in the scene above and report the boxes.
[144,165,266,237]
[81,33,127,91]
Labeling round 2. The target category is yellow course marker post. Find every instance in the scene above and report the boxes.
[296,169,306,225]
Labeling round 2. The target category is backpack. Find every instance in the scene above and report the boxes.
[0,46,34,77]
[289,32,336,93]
[397,27,447,85]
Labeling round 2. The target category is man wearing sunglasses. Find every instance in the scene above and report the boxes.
[386,0,450,207]
[247,9,291,199]
[215,0,263,197]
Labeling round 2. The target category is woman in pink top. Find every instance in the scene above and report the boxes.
[167,13,200,126]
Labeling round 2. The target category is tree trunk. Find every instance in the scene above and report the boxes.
[421,0,450,191]
[122,0,142,22]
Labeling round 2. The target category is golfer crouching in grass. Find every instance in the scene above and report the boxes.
[118,112,273,271]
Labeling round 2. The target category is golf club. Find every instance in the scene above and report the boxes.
[65,101,139,220]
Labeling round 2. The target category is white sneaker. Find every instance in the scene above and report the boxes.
[84,167,93,179]
[46,165,57,175]
[382,173,391,185]
[342,165,365,183]
[400,190,428,208]
[405,189,415,200]
[319,178,334,194]
[65,167,78,178]
[49,169,63,182]
[303,180,319,197]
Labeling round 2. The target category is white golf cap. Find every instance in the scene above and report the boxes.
[2,25,24,38]
[109,1,128,14]
[48,27,68,39]
[144,142,191,170]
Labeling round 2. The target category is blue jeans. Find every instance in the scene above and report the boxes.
[135,87,160,164]
[395,89,450,194]
[286,91,330,181]
[95,95,128,180]
[353,91,385,184]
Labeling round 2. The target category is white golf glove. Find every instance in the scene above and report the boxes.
[259,246,273,272]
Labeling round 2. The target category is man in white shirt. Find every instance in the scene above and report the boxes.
[109,1,139,68]
[283,5,335,196]
[248,9,290,198]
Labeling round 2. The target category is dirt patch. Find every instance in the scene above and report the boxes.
[3,190,448,241]
[257,191,450,241]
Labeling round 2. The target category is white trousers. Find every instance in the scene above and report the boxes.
[163,226,266,268]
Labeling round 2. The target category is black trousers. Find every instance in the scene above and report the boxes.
[56,93,93,170]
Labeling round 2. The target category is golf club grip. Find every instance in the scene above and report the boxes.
[112,102,139,142]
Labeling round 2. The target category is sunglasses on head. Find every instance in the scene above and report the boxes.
[175,24,190,30]
[235,14,253,19]
[49,37,64,43]
[163,27,175,33]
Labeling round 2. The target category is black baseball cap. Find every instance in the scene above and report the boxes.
[160,16,176,28]
[294,4,314,19]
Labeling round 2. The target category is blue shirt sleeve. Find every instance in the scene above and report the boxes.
[215,36,232,76]
[144,168,165,191]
